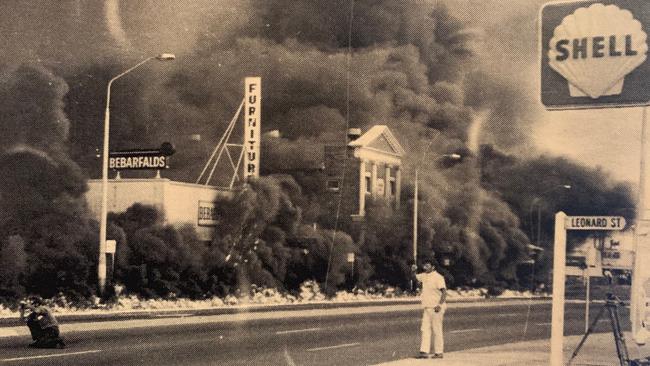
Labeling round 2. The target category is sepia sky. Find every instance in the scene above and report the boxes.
[0,0,645,184]
[449,0,645,186]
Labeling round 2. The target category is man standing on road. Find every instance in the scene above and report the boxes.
[412,260,447,359]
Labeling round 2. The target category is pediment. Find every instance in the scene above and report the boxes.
[348,125,405,157]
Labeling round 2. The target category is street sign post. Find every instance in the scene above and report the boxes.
[551,212,627,366]
[540,0,650,109]
[540,0,649,359]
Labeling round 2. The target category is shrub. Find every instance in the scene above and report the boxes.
[112,205,208,299]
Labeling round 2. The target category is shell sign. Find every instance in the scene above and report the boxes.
[541,0,650,109]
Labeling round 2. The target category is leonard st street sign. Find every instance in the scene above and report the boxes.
[540,0,649,109]
[564,215,626,230]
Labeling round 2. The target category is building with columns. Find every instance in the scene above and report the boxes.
[322,126,405,221]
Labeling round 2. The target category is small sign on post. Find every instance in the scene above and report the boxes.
[347,253,355,263]
[105,240,117,254]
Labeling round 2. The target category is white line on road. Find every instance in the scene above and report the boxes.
[153,313,194,318]
[450,328,482,333]
[536,320,609,326]
[275,327,322,335]
[306,343,361,352]
[283,347,297,366]
[2,350,102,362]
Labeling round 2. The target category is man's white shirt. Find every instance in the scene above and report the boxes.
[416,271,446,308]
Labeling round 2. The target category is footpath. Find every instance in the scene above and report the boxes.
[373,332,650,366]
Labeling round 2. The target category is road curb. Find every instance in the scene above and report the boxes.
[0,297,550,330]
[0,298,553,339]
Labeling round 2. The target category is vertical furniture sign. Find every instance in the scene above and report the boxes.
[244,77,261,179]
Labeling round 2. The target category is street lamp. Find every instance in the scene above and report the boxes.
[529,184,571,245]
[98,53,175,295]
[412,144,461,264]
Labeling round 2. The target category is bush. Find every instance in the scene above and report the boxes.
[112,205,208,299]
[0,149,97,302]
[0,235,26,302]
[486,282,507,297]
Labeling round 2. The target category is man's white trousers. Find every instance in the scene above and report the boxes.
[420,307,444,354]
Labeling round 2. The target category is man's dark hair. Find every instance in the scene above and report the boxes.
[418,256,438,268]
[27,295,44,306]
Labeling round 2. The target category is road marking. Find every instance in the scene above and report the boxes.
[536,320,609,326]
[153,313,194,318]
[450,328,482,333]
[283,347,297,366]
[306,343,361,352]
[2,350,102,362]
[275,327,322,335]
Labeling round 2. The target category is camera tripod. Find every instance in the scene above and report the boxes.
[568,294,629,366]
[567,294,650,366]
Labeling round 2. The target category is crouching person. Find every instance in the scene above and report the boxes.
[19,296,65,349]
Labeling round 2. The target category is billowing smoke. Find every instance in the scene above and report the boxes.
[0,146,96,299]
[0,66,97,300]
[57,0,551,287]
[0,66,70,155]
[0,1,635,296]
[481,149,635,251]
[208,175,359,294]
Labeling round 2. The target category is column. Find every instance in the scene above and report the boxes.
[385,165,392,200]
[395,166,402,208]
[359,159,366,216]
[371,161,377,200]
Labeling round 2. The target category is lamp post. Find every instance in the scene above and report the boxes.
[98,53,175,295]
[529,185,571,245]
[412,146,461,264]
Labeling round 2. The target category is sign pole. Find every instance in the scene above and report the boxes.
[585,272,590,334]
[413,168,418,265]
[633,106,650,344]
[551,211,567,366]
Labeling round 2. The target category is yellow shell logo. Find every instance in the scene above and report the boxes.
[548,3,648,99]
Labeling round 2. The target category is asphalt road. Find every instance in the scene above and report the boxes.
[0,301,628,366]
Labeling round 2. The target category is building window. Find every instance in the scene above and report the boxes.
[365,176,371,194]
[326,179,340,191]
[390,180,396,197]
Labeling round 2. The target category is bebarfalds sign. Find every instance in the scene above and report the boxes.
[109,142,175,171]
[541,1,649,109]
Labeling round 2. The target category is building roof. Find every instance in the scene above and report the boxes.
[347,125,406,156]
